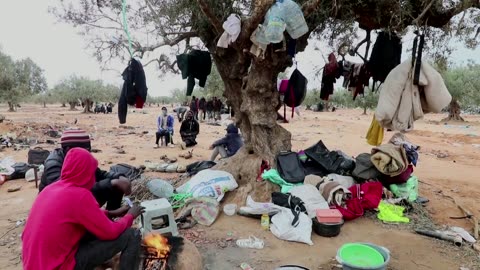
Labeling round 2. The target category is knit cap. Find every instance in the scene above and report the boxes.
[60,129,91,149]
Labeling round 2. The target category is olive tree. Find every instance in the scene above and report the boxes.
[52,0,480,201]
[0,50,48,111]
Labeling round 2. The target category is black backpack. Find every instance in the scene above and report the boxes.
[283,69,307,119]
[276,151,305,184]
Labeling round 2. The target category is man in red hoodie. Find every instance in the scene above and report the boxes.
[22,148,144,270]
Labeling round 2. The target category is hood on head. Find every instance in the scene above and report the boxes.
[226,124,239,134]
[60,148,98,190]
[186,110,194,118]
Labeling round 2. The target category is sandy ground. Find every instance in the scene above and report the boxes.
[0,104,479,270]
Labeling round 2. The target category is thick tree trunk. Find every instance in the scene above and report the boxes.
[82,99,93,113]
[363,106,367,115]
[43,102,47,108]
[212,49,293,203]
[62,103,67,107]
[444,98,464,121]
[69,102,77,111]
[7,102,15,112]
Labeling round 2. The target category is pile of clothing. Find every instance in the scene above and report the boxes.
[261,133,421,230]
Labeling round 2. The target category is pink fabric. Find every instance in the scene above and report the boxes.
[278,79,289,94]
[22,148,134,270]
[382,164,413,185]
[336,182,383,221]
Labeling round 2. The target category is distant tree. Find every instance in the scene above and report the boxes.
[442,64,480,121]
[53,75,120,113]
[0,51,47,111]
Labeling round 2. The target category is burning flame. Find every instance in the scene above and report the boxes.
[143,233,171,259]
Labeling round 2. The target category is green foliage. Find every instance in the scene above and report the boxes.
[304,89,321,109]
[52,75,120,104]
[0,50,48,106]
[442,64,480,106]
[330,88,379,112]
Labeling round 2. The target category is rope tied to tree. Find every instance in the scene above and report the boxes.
[122,0,133,57]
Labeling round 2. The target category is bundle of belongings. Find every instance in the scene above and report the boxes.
[374,58,452,131]
[118,58,148,124]
[250,0,308,58]
[259,134,422,244]
[176,50,212,97]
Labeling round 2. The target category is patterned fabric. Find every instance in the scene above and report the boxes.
[60,129,91,148]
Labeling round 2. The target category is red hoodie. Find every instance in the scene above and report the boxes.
[22,148,134,270]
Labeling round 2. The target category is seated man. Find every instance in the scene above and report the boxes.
[210,123,244,161]
[23,148,144,270]
[180,111,200,148]
[40,129,131,211]
[156,107,175,148]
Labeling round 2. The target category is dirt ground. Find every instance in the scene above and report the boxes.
[0,104,479,270]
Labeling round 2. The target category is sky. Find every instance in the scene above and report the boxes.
[1,0,479,97]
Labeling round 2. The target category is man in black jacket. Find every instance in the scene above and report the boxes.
[39,129,131,211]
[180,111,200,148]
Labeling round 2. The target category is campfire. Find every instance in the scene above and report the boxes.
[142,233,184,270]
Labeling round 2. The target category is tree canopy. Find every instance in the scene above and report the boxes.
[0,49,48,111]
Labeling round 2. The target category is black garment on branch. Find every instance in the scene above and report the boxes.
[176,50,212,96]
[118,59,148,124]
[368,31,402,86]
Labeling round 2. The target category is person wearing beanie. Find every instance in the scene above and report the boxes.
[209,123,244,161]
[156,107,175,148]
[39,129,131,211]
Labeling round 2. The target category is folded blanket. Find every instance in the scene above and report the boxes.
[319,181,351,206]
[371,144,408,177]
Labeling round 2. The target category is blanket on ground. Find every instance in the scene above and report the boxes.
[371,144,408,177]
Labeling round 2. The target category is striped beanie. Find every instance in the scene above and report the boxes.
[61,129,91,149]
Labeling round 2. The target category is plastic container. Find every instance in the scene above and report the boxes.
[312,218,344,237]
[223,204,237,216]
[316,209,343,223]
[261,214,270,230]
[336,243,391,270]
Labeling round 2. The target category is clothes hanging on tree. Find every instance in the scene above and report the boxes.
[217,14,241,48]
[347,63,370,100]
[320,53,340,101]
[341,60,354,88]
[176,50,212,96]
[367,31,402,88]
[284,69,307,118]
[118,58,148,124]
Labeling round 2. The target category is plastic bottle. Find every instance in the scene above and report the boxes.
[261,214,270,230]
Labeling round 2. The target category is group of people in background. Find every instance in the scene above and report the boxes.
[156,99,243,161]
[190,96,224,122]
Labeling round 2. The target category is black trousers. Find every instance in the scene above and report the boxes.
[75,228,141,270]
[91,179,123,211]
[156,130,172,145]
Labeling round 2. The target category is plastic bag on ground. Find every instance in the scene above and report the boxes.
[147,179,174,198]
[262,169,302,193]
[238,195,282,216]
[0,157,15,176]
[25,165,44,182]
[271,207,313,245]
[176,169,238,201]
[289,185,329,218]
[389,175,418,202]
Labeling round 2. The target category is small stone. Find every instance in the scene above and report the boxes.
[130,157,136,161]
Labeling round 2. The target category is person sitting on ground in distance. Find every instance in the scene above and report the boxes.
[23,148,144,270]
[180,111,200,149]
[40,129,131,211]
[156,106,175,148]
[209,123,244,161]
[173,105,188,122]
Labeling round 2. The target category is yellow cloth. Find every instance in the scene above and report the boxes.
[377,201,410,223]
[366,116,384,146]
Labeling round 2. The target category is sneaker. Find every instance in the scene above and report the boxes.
[154,144,160,149]
[168,144,175,148]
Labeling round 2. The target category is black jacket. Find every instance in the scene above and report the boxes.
[199,98,206,110]
[176,50,212,96]
[118,59,148,124]
[180,119,200,137]
[39,149,119,193]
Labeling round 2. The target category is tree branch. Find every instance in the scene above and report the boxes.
[195,0,223,34]
[412,0,435,26]
[302,0,324,17]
